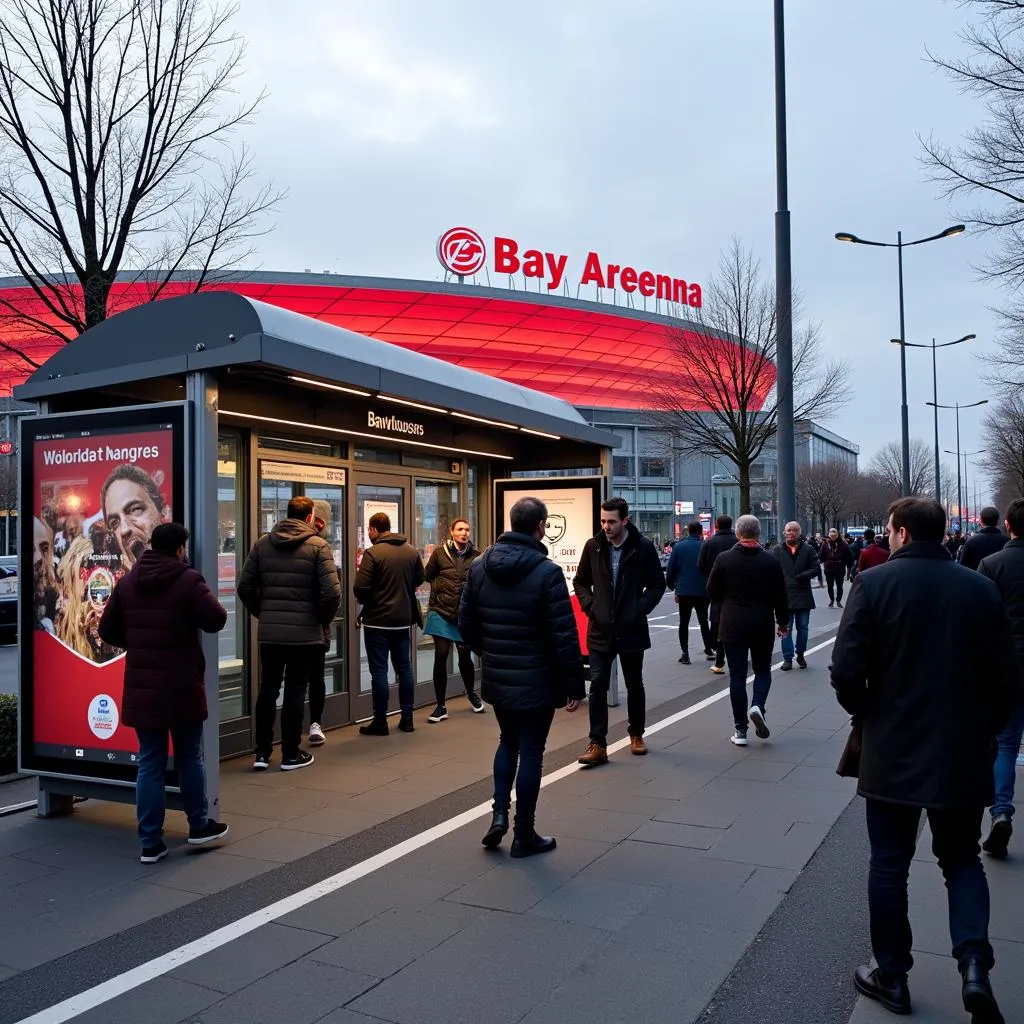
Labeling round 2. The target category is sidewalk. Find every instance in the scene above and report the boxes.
[1,600,1020,1024]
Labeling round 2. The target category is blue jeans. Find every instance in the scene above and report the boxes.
[135,724,208,847]
[866,799,993,976]
[363,627,414,719]
[780,609,810,662]
[492,706,555,839]
[992,700,1024,821]
[724,638,773,731]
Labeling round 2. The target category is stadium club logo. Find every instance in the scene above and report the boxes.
[544,514,567,545]
[436,226,702,307]
[437,227,486,277]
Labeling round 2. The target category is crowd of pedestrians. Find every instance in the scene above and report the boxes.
[91,485,1023,1021]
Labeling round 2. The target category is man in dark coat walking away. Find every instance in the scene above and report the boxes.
[977,498,1024,861]
[819,528,853,608]
[352,511,425,736]
[99,523,229,864]
[459,496,585,857]
[830,498,1020,1021]
[698,514,738,674]
[773,521,819,671]
[960,507,1007,570]
[707,515,788,746]
[666,520,714,665]
[573,497,666,765]
[238,496,341,770]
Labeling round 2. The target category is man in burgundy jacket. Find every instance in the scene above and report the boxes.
[857,529,890,574]
[99,522,229,864]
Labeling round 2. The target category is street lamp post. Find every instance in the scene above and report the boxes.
[932,397,988,528]
[892,334,975,500]
[836,224,965,495]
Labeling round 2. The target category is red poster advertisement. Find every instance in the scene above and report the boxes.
[30,421,176,768]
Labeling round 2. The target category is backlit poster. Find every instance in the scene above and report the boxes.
[20,404,187,781]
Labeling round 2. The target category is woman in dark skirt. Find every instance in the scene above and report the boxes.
[423,519,483,722]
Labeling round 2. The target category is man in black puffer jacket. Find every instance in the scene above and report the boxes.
[238,496,341,772]
[459,496,585,858]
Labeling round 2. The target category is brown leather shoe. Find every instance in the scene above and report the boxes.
[630,735,647,756]
[577,742,608,766]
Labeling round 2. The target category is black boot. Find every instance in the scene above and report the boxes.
[960,957,1004,1023]
[397,714,415,733]
[678,650,691,665]
[359,718,389,736]
[982,816,1012,860]
[853,965,911,1015]
[510,832,557,859]
[481,810,509,849]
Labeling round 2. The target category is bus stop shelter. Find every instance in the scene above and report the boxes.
[15,291,617,817]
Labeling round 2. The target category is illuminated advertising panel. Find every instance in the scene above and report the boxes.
[19,403,188,783]
[493,477,604,656]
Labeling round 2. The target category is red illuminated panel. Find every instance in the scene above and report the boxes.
[0,280,775,410]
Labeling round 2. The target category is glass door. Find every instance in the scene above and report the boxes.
[257,461,348,729]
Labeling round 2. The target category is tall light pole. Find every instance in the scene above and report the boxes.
[892,333,975,499]
[932,398,988,528]
[774,0,795,535]
[836,224,965,495]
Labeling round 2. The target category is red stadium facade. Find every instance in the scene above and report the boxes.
[0,273,774,411]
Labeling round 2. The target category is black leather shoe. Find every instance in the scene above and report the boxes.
[397,716,415,733]
[960,957,1004,1023]
[481,811,509,849]
[358,719,389,736]
[982,817,1012,860]
[853,965,912,1015]
[510,833,557,859]
[678,652,691,665]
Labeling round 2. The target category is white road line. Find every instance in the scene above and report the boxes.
[15,634,839,1024]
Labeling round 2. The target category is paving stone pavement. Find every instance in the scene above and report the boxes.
[0,599,1020,1024]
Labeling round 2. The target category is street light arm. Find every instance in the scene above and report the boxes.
[934,334,977,348]
[928,399,988,410]
[834,232,892,247]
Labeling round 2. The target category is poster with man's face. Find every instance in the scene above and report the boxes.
[29,420,175,768]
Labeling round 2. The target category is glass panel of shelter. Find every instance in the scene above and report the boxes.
[257,463,348,723]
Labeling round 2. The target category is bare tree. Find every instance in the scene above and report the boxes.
[648,240,849,512]
[797,459,856,534]
[981,393,1024,498]
[922,1,1024,391]
[0,0,281,368]
[867,439,934,497]
[845,472,897,531]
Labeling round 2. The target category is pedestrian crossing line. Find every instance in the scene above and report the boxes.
[13,634,839,1024]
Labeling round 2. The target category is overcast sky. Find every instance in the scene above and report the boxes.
[232,0,1001,494]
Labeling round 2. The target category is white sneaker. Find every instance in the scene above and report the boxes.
[748,706,770,739]
[730,731,748,746]
[308,723,325,747]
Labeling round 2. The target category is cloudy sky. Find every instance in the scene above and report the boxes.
[231,0,1001,489]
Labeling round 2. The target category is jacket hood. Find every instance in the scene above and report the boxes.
[372,531,410,546]
[133,549,190,592]
[482,532,549,585]
[269,518,319,549]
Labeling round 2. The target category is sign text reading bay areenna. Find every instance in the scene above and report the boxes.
[437,226,703,307]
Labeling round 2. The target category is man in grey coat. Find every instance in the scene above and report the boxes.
[773,521,819,671]
[238,496,341,772]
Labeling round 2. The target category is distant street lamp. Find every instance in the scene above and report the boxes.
[945,448,986,533]
[836,223,965,495]
[931,397,988,527]
[891,334,975,500]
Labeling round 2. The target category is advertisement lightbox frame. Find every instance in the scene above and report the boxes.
[18,401,190,787]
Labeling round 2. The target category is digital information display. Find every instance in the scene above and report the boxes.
[20,403,188,783]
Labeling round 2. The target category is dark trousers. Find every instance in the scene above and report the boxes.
[492,706,555,840]
[709,602,725,667]
[865,799,994,977]
[588,644,645,745]
[135,723,207,847]
[724,637,773,731]
[677,595,712,654]
[307,644,327,724]
[825,569,845,603]
[432,635,476,707]
[363,627,414,719]
[255,643,320,759]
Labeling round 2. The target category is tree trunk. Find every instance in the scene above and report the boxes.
[82,267,115,331]
[738,463,751,514]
